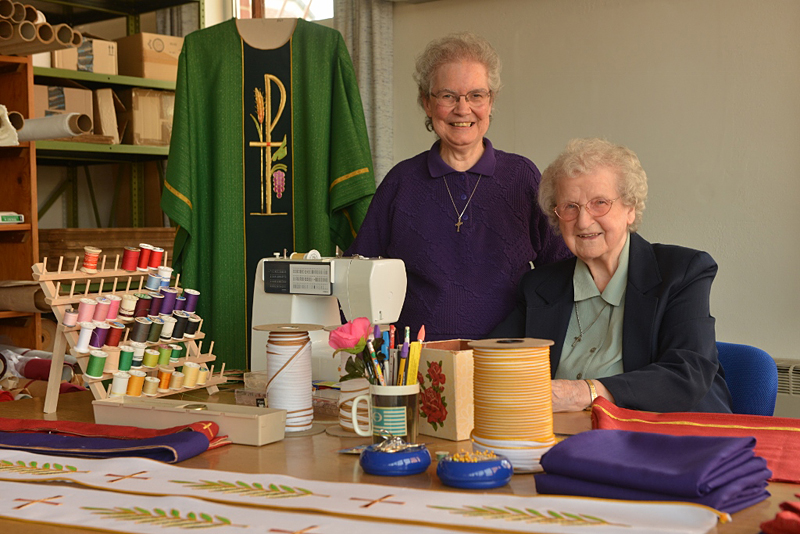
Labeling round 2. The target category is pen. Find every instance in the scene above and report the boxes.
[404,326,410,345]
[397,341,409,385]
[373,324,382,342]
[366,340,385,386]
[360,351,375,383]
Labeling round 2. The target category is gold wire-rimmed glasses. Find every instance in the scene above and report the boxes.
[554,197,620,221]
[430,90,492,109]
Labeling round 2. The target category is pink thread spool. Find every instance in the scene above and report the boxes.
[105,294,122,321]
[77,298,97,323]
[80,246,102,274]
[63,308,79,328]
[92,297,111,322]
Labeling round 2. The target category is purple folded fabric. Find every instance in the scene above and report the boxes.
[0,430,210,464]
[539,429,766,497]
[534,468,772,514]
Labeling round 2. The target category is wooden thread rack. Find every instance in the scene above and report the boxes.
[32,252,226,414]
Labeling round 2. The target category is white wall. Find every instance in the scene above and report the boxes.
[393,0,800,361]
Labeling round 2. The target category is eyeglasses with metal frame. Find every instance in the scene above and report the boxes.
[430,90,492,109]
[554,197,620,221]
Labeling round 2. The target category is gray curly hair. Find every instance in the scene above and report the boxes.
[538,138,648,234]
[413,32,502,132]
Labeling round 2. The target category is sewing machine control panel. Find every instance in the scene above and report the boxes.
[261,260,332,296]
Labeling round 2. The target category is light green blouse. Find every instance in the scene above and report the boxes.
[555,233,631,381]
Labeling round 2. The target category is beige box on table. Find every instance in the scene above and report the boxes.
[116,32,183,82]
[119,88,175,146]
[418,339,474,441]
[33,85,93,120]
[52,38,118,75]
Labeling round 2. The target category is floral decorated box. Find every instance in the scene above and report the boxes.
[417,339,474,441]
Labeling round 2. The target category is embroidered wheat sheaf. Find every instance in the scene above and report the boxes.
[82,506,245,529]
[0,459,86,475]
[170,479,321,498]
[429,505,630,527]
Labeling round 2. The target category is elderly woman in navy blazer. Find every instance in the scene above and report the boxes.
[491,138,732,413]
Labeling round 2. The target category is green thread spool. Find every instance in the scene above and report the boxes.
[142,348,160,368]
[169,343,183,363]
[157,344,173,365]
[147,317,164,342]
[85,350,107,379]
[118,345,134,371]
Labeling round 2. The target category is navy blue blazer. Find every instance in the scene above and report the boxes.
[491,232,732,413]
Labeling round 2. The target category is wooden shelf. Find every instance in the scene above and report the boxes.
[34,67,177,90]
[35,141,170,164]
[0,311,35,319]
[26,0,200,26]
[0,224,32,232]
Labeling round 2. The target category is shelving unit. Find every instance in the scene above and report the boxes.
[32,255,225,414]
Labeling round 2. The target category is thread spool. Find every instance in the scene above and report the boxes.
[157,344,173,366]
[80,245,102,274]
[159,315,177,341]
[157,265,173,282]
[133,293,152,318]
[169,343,183,364]
[182,361,200,388]
[172,310,189,339]
[126,369,146,396]
[102,348,120,374]
[105,321,125,347]
[130,341,147,368]
[169,371,185,390]
[142,376,160,396]
[85,350,107,379]
[118,344,134,371]
[174,296,186,311]
[105,294,122,321]
[159,287,178,315]
[63,308,79,328]
[148,292,164,316]
[196,366,209,386]
[75,322,95,352]
[119,294,138,321]
[77,298,97,323]
[159,277,170,288]
[88,321,110,349]
[144,272,162,291]
[157,366,174,392]
[469,338,557,473]
[110,371,130,397]
[184,314,201,338]
[142,348,160,368]
[146,317,164,342]
[148,246,164,269]
[92,297,111,322]
[183,288,200,314]
[121,246,140,272]
[261,324,318,432]
[129,317,152,343]
[137,243,153,271]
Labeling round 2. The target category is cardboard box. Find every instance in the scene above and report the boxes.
[52,38,118,75]
[93,88,124,144]
[33,85,93,121]
[119,88,175,146]
[418,339,474,441]
[116,32,183,82]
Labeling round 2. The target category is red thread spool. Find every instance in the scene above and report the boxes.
[81,246,102,274]
[137,243,154,271]
[148,247,164,269]
[121,246,140,271]
[105,322,125,347]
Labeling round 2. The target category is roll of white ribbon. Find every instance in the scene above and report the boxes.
[266,330,313,432]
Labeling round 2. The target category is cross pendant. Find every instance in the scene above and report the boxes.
[572,335,581,348]
[455,218,463,232]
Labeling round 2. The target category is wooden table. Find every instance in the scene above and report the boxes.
[0,391,796,534]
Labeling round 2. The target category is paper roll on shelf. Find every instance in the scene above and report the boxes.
[9,1,23,23]
[8,110,23,129]
[16,113,92,142]
[0,19,12,40]
[0,19,33,50]
[0,0,15,21]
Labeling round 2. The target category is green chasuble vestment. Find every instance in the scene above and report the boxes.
[162,19,376,370]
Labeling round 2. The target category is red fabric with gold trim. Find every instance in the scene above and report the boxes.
[591,397,800,483]
[0,417,222,443]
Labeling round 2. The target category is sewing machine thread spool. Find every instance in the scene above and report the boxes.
[157,265,173,282]
[105,321,125,347]
[102,348,120,374]
[133,293,151,318]
[62,308,78,328]
[118,345,134,371]
[126,370,146,396]
[121,246,140,271]
[169,371,185,390]
[92,297,111,322]
[129,317,151,343]
[159,315,177,340]
[77,298,97,323]
[88,321,110,349]
[157,345,172,366]
[80,245,102,274]
[130,341,147,369]
[174,295,186,311]
[172,310,189,339]
[144,272,162,291]
[105,294,122,321]
[148,291,164,316]
[183,288,200,313]
[196,366,209,385]
[184,314,201,338]
[168,343,183,364]
[157,366,174,392]
[159,287,178,315]
[142,348,160,368]
[85,350,107,379]
[142,376,160,396]
[146,317,164,342]
[148,246,164,270]
[182,361,200,388]
[118,294,138,321]
[75,322,95,352]
[110,371,130,396]
[136,243,154,271]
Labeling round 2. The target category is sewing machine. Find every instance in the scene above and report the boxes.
[250,254,407,381]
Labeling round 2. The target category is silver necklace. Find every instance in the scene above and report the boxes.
[443,175,482,232]
[572,300,609,348]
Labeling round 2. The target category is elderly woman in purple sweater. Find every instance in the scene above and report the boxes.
[347,33,570,341]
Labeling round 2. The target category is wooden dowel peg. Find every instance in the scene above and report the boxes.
[112,277,118,293]
[208,341,214,357]
[125,277,131,292]
[42,256,48,273]
[219,363,225,378]
[113,254,119,271]
[55,281,61,297]
[174,273,180,289]
[72,256,79,272]
[69,280,76,298]
[100,255,107,271]
[98,279,105,295]
[57,256,63,273]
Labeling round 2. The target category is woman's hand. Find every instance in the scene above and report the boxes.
[551,379,615,412]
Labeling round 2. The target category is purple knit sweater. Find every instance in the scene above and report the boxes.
[346,139,571,341]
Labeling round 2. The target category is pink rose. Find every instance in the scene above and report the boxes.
[328,317,371,354]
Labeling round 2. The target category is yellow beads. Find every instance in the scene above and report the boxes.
[450,449,498,463]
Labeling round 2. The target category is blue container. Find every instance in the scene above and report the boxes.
[436,455,514,489]
[359,444,431,476]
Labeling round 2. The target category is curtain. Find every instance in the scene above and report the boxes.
[333,0,393,185]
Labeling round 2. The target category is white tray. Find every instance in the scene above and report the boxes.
[92,396,286,446]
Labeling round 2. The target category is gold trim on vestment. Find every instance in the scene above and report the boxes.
[594,404,800,432]
[163,181,192,210]
[330,167,370,191]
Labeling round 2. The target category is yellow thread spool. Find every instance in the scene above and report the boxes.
[126,370,146,396]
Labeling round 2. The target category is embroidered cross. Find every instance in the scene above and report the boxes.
[350,494,404,508]
[105,471,151,483]
[14,495,63,510]
[201,423,213,431]
[269,526,319,534]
